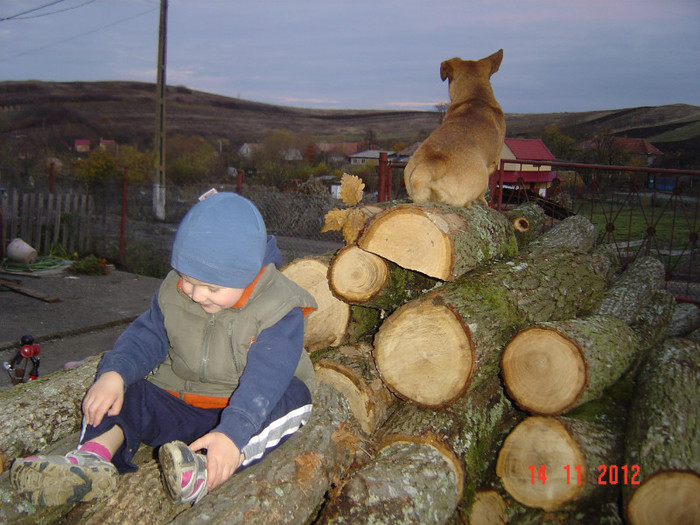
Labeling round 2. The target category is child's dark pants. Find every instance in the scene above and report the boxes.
[80,376,312,473]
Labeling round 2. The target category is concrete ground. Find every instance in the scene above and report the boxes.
[0,235,343,390]
[0,266,161,389]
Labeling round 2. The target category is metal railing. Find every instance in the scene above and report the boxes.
[490,159,700,303]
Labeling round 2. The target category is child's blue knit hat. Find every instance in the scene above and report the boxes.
[171,192,267,288]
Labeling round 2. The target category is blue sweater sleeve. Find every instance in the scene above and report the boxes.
[97,292,170,386]
[213,307,304,450]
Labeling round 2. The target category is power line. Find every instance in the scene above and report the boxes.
[1,0,98,21]
[0,6,159,63]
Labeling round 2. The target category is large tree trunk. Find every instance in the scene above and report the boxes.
[373,244,613,408]
[282,255,380,351]
[623,337,700,525]
[357,202,518,281]
[318,374,521,524]
[500,255,669,415]
[313,342,397,435]
[328,244,438,312]
[496,385,629,512]
[0,355,99,471]
[501,316,640,414]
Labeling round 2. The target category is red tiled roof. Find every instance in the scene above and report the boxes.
[613,137,664,156]
[504,138,556,161]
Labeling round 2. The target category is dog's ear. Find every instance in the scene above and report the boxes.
[484,49,504,76]
[440,58,458,82]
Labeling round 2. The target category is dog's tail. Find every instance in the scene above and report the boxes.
[404,158,446,204]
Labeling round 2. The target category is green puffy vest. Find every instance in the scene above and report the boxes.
[147,265,317,400]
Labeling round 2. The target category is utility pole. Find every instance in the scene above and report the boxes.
[153,0,167,220]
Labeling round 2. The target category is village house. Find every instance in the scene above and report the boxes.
[74,139,90,153]
[349,149,396,166]
[495,138,557,195]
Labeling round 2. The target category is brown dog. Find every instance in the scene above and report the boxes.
[404,50,506,208]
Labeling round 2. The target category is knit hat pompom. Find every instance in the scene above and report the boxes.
[170,192,267,288]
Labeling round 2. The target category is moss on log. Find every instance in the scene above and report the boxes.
[373,247,612,408]
[501,315,641,414]
[497,384,630,512]
[595,255,665,324]
[320,375,522,524]
[623,338,700,525]
[0,355,100,471]
[666,301,700,338]
[328,244,439,312]
[358,202,518,281]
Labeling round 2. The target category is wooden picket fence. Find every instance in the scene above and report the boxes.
[1,190,95,260]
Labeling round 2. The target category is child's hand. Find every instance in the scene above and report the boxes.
[189,432,244,490]
[82,371,125,427]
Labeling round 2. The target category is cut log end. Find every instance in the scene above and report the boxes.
[328,245,389,304]
[626,471,700,525]
[470,489,507,525]
[512,217,530,233]
[501,327,586,415]
[282,257,351,350]
[358,207,453,280]
[373,300,473,407]
[496,416,585,511]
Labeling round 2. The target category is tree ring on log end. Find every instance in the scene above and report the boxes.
[358,207,453,280]
[282,258,351,350]
[329,245,390,304]
[626,471,700,525]
[501,327,586,415]
[513,217,530,233]
[373,300,472,407]
[496,416,585,511]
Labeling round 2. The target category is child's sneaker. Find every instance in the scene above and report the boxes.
[10,450,118,506]
[159,440,208,504]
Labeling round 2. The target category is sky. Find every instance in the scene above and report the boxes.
[1,0,699,114]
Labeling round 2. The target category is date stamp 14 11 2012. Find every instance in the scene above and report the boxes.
[529,464,641,485]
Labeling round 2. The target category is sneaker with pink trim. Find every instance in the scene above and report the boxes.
[10,450,118,506]
[158,441,208,504]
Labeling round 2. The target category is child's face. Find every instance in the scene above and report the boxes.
[178,274,245,314]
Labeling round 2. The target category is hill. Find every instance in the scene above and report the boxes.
[1,80,699,166]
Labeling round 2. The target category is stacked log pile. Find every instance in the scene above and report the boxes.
[1,200,699,524]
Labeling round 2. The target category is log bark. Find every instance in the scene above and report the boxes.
[0,355,100,471]
[328,244,438,312]
[623,337,700,525]
[594,255,665,324]
[501,316,640,414]
[503,202,546,249]
[318,440,459,525]
[313,342,397,434]
[501,256,669,415]
[357,202,518,281]
[281,255,380,350]
[666,301,700,338]
[496,386,629,512]
[373,247,612,408]
[319,375,521,524]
